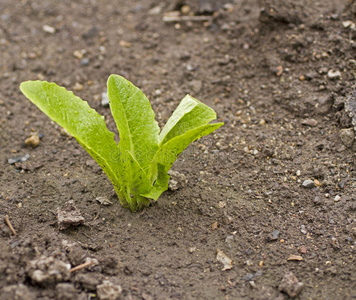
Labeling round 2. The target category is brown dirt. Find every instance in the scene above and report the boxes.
[1,0,356,299]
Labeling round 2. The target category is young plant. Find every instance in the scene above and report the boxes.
[20,75,223,211]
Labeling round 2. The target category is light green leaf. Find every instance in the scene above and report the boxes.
[155,122,224,173]
[20,81,125,202]
[119,150,152,211]
[159,95,217,145]
[141,163,170,200]
[107,75,160,173]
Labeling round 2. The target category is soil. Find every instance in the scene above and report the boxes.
[0,0,355,299]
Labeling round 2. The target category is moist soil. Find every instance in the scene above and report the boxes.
[1,0,356,299]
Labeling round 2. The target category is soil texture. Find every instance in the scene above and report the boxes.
[1,0,356,299]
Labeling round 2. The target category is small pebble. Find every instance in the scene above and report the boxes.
[305,71,317,80]
[300,225,307,235]
[343,20,356,29]
[314,179,321,186]
[217,201,226,208]
[216,249,233,271]
[119,40,132,48]
[73,82,84,91]
[148,6,162,15]
[42,25,55,34]
[243,273,254,281]
[327,69,341,80]
[302,180,315,188]
[279,272,304,298]
[301,119,318,127]
[313,196,322,205]
[25,133,40,148]
[299,246,307,254]
[8,154,30,164]
[188,247,196,253]
[268,230,280,241]
[287,254,303,261]
[334,195,341,202]
[101,92,109,107]
[181,5,190,14]
[249,281,257,289]
[80,58,90,66]
[73,50,84,59]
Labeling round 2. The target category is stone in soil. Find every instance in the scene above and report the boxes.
[8,154,30,164]
[300,225,307,234]
[301,119,318,127]
[42,24,55,34]
[279,272,304,298]
[327,69,341,80]
[287,255,303,261]
[80,58,90,66]
[299,246,307,254]
[101,92,109,107]
[302,180,315,188]
[216,249,233,271]
[243,273,254,281]
[56,200,85,230]
[73,82,84,91]
[334,195,341,202]
[25,133,40,147]
[267,230,280,241]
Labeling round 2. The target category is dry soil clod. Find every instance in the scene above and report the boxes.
[56,200,85,230]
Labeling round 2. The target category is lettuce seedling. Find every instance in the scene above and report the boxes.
[20,75,223,211]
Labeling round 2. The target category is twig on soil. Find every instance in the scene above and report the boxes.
[70,260,95,273]
[4,215,17,236]
[163,15,213,22]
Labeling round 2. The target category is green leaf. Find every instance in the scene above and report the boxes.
[141,163,170,201]
[107,75,160,173]
[19,81,125,204]
[120,150,152,211]
[155,122,224,173]
[159,95,217,145]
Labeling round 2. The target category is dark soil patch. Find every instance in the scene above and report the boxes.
[1,0,355,299]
